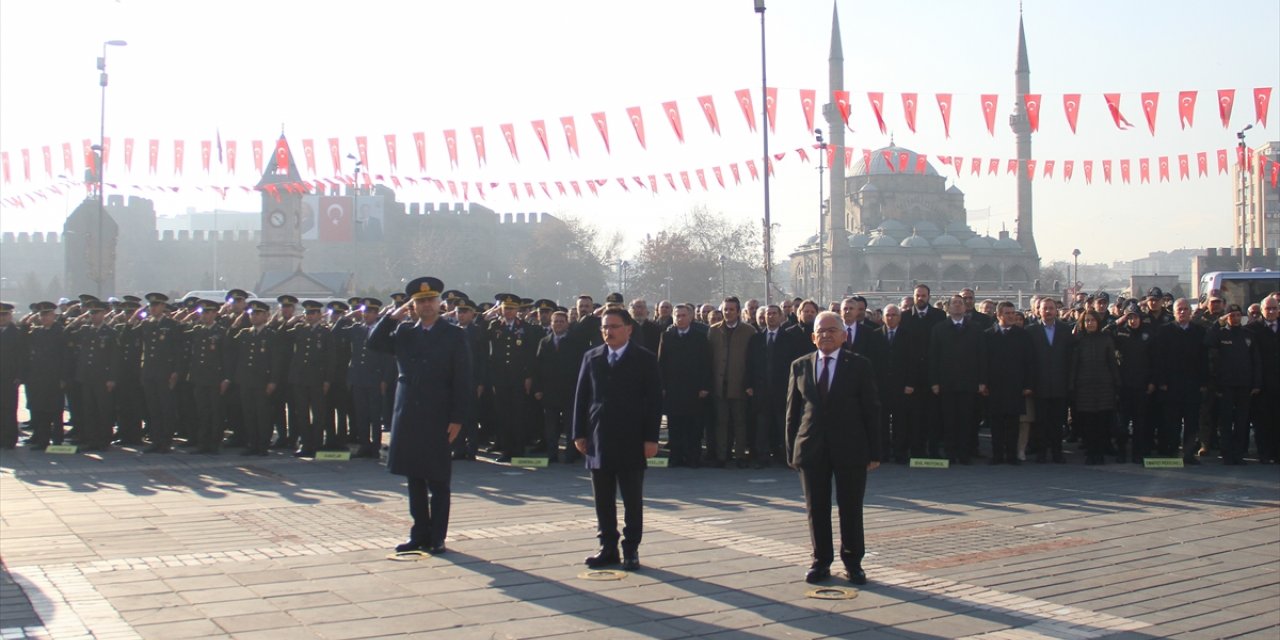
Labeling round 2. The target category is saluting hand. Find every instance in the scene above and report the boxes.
[391,302,412,321]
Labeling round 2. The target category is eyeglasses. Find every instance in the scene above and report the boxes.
[601,324,626,330]
[815,327,843,335]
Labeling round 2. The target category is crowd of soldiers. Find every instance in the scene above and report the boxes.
[1,283,1277,469]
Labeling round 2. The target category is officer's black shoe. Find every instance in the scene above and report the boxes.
[585,548,620,568]
[395,540,426,553]
[144,444,171,454]
[495,455,512,463]
[428,544,448,555]
[621,551,640,571]
[847,566,868,585]
[805,565,830,584]
[294,449,316,458]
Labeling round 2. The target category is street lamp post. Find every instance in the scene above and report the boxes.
[1237,124,1253,270]
[754,0,773,305]
[1072,248,1081,292]
[96,39,127,298]
[620,261,630,299]
[815,128,827,303]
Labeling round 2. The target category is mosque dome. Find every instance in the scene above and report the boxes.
[899,233,931,249]
[866,233,899,248]
[964,236,994,250]
[932,233,962,248]
[847,232,870,248]
[851,145,941,177]
[874,218,908,238]
[993,236,1023,251]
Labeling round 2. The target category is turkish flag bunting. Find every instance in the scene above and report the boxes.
[799,89,817,133]
[274,137,289,173]
[570,181,582,197]
[988,158,1000,176]
[868,92,888,135]
[526,182,536,198]
[1103,160,1112,183]
[832,91,852,130]
[1196,151,1208,177]
[1140,158,1151,184]
[1237,146,1246,169]
[898,151,909,173]
[174,140,186,175]
[1178,154,1190,180]
[413,132,427,171]
[1026,159,1036,180]
[555,181,567,196]
[0,152,8,183]
[765,87,778,133]
[599,110,618,152]
[252,140,263,173]
[663,101,685,143]
[122,139,132,172]
[623,107,644,149]
[696,169,707,190]
[302,139,316,174]
[444,130,459,167]
[1141,92,1160,135]
[226,140,238,174]
[1083,160,1094,184]
[797,148,810,163]
[916,154,928,174]
[730,163,741,185]
[500,124,518,162]
[471,127,487,166]
[560,117,580,157]
[697,95,721,135]
[1271,161,1279,188]
[448,180,458,198]
[42,145,52,177]
[968,157,979,176]
[746,160,759,181]
[587,181,599,197]
[843,147,852,170]
[880,150,895,172]
[613,178,627,193]
[1024,94,1041,132]
[1007,159,1018,175]
[826,145,835,168]
[1217,148,1228,174]
[936,93,953,138]
[1104,94,1135,130]
[355,136,369,170]
[430,179,443,193]
[263,184,280,203]
[648,175,659,193]
[950,154,962,176]
[1063,93,1082,134]
[63,143,73,174]
[1043,160,1054,178]
[679,171,691,192]
[82,140,94,178]
[385,134,398,171]
[1255,87,1272,126]
[768,159,776,177]
[664,173,676,190]
[201,140,212,173]
[540,182,552,198]
[1063,160,1074,182]
[736,89,757,132]
[980,94,999,136]
[1217,89,1235,128]
[1178,91,1197,129]
[20,149,29,181]
[531,121,550,160]
[713,166,725,188]
[901,93,919,133]
[1121,159,1131,184]
[1159,157,1170,182]
[102,138,112,172]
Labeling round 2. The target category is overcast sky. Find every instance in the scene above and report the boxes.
[1,0,1276,265]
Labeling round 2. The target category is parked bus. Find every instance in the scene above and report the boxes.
[1199,270,1280,309]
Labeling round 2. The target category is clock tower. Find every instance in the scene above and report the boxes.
[257,134,305,274]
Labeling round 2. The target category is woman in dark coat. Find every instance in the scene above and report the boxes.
[1070,310,1120,464]
[368,277,473,554]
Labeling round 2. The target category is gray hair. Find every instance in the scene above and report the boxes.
[814,310,846,331]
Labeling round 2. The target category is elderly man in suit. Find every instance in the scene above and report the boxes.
[1027,298,1074,463]
[573,307,663,571]
[708,296,757,467]
[786,310,881,586]
[929,294,989,465]
[658,304,711,467]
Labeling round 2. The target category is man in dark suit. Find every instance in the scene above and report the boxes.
[746,304,799,468]
[1248,296,1279,463]
[657,304,711,467]
[840,296,888,371]
[786,311,881,586]
[1152,298,1208,463]
[1026,298,1073,463]
[984,302,1035,464]
[877,304,925,462]
[628,299,663,354]
[786,299,821,356]
[572,307,662,572]
[901,285,946,457]
[929,295,989,464]
[533,310,583,462]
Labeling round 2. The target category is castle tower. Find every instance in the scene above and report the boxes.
[824,2,848,299]
[256,134,305,274]
[1009,13,1037,257]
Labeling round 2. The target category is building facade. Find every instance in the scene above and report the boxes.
[1233,140,1280,253]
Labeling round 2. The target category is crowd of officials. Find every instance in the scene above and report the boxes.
[1,284,1277,469]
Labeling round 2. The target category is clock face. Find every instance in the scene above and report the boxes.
[269,211,286,228]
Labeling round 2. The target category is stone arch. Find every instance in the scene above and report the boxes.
[941,264,969,292]
[910,263,937,289]
[1005,264,1032,286]
[876,263,907,292]
[973,264,1000,290]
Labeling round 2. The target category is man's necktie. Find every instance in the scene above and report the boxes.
[609,352,619,367]
[887,329,895,344]
[818,356,832,401]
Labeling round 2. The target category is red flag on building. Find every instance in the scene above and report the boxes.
[413,132,426,171]
[1178,91,1197,129]
[736,89,757,132]
[444,130,459,167]
[1063,93,1081,133]
[1217,89,1235,128]
[915,153,928,175]
[980,94,999,136]
[898,151,910,173]
[800,89,816,133]
[251,140,263,173]
[274,137,289,173]
[595,111,614,153]
[765,87,778,133]
[1023,94,1041,132]
[623,107,643,149]
[385,134,398,171]
[500,124,518,162]
[698,95,721,135]
[662,101,685,143]
[936,93,953,138]
[302,139,316,173]
[319,196,353,242]
[868,92,887,135]
[201,140,212,172]
[1141,92,1160,135]
[471,127,487,166]
[901,93,918,133]
[1255,87,1273,127]
[531,121,550,160]
[174,140,185,175]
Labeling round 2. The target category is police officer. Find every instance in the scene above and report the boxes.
[72,300,119,451]
[226,300,281,455]
[186,300,229,453]
[486,293,537,462]
[287,300,337,457]
[1110,303,1155,462]
[133,293,182,453]
[1205,304,1262,465]
[23,302,68,450]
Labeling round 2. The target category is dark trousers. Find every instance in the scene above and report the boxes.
[240,384,273,452]
[1076,410,1112,457]
[350,384,383,449]
[918,393,943,456]
[989,413,1018,462]
[191,383,224,452]
[330,383,352,445]
[407,476,451,547]
[293,383,330,452]
[753,394,786,462]
[27,410,63,447]
[1034,397,1068,457]
[271,383,292,445]
[939,392,975,461]
[714,397,749,461]
[666,413,702,466]
[114,378,143,444]
[798,458,868,569]
[0,382,17,447]
[542,404,571,458]
[79,382,114,450]
[590,467,645,552]
[881,396,909,461]
[1119,387,1149,458]
[141,378,177,447]
[176,381,196,441]
[492,379,527,455]
[1163,391,1201,459]
[1217,388,1253,463]
[1255,390,1279,462]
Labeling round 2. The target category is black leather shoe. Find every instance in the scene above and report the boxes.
[496,455,512,463]
[585,548,620,568]
[847,566,868,585]
[621,551,640,571]
[395,540,425,553]
[805,566,830,584]
[428,544,448,554]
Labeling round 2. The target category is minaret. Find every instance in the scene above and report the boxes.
[824,2,848,298]
[1009,12,1037,257]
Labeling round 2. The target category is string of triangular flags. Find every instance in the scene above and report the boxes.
[0,87,1274,184]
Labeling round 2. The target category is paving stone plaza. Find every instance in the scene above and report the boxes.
[1,446,1277,639]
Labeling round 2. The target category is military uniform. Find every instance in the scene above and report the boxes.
[486,294,538,460]
[136,299,183,452]
[0,304,27,449]
[228,307,282,454]
[23,303,69,449]
[71,310,120,451]
[185,305,229,453]
[286,302,338,456]
[327,302,355,448]
[338,299,393,458]
[112,303,146,445]
[1204,312,1262,465]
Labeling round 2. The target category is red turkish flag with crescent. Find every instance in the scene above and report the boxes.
[1063,160,1074,182]
[499,123,519,161]
[916,154,928,175]
[1159,157,1170,182]
[385,134,398,171]
[1023,94,1041,132]
[413,132,426,171]
[201,140,212,172]
[225,140,236,174]
[1139,158,1151,184]
[174,140,185,175]
[980,94,999,136]
[697,95,721,135]
[735,89,756,132]
[1063,93,1082,134]
[444,130,459,167]
[1025,159,1036,180]
[868,92,887,135]
[121,139,132,172]
[898,151,910,173]
[530,121,549,160]
[101,137,113,172]
[988,158,999,176]
[470,127,487,166]
[1237,146,1246,169]
[623,108,643,150]
[1196,151,1208,177]
[594,111,614,153]
[799,89,816,133]
[355,136,369,170]
[834,91,852,130]
[586,181,598,197]
[746,160,759,181]
[1271,161,1279,188]
[765,87,778,133]
[969,157,980,176]
[0,152,8,183]
[679,171,691,192]
[500,124,518,161]
[42,145,52,177]
[713,166,725,188]
[569,181,581,197]
[274,137,289,173]
[1178,154,1190,180]
[540,182,551,198]
[1217,148,1228,174]
[560,117,580,157]
[1121,159,1132,184]
[20,149,29,181]
[1141,92,1160,135]
[301,139,316,174]
[1102,160,1112,183]
[664,173,676,190]
[326,138,340,175]
[62,143,73,174]
[901,93,918,133]
[527,182,537,198]
[1043,160,1055,179]
[1255,87,1273,127]
[555,181,567,195]
[936,93,953,138]
[251,140,263,173]
[730,163,741,185]
[662,101,684,143]
[1006,159,1017,175]
[648,175,658,193]
[1082,160,1093,184]
[1217,89,1235,128]
[1178,91,1197,129]
[318,196,353,242]
[1104,94,1135,130]
[696,169,707,191]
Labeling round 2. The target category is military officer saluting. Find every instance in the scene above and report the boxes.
[72,300,120,451]
[287,300,338,457]
[132,293,183,453]
[337,298,392,459]
[185,300,229,453]
[486,293,538,462]
[0,302,26,449]
[23,301,69,450]
[226,300,282,455]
